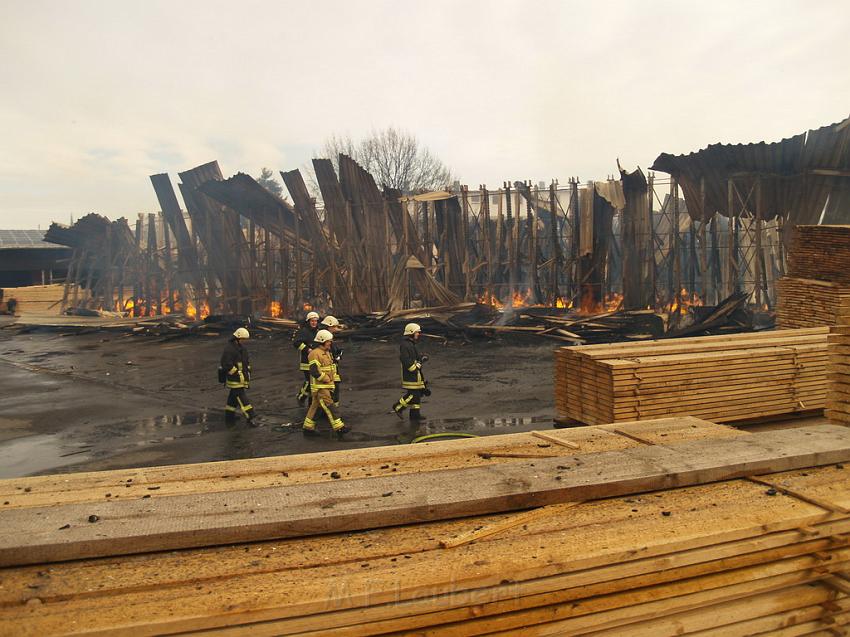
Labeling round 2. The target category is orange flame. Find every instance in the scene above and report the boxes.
[554,296,572,309]
[477,292,504,309]
[509,289,533,307]
[577,288,623,316]
[302,302,313,312]
[269,301,282,318]
[667,288,704,316]
[185,300,210,320]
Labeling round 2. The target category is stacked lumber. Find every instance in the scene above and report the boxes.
[778,225,850,329]
[826,299,850,426]
[555,327,828,425]
[1,418,849,636]
[788,225,850,284]
[777,277,850,328]
[1,284,68,315]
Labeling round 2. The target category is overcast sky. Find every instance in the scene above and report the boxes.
[0,0,847,229]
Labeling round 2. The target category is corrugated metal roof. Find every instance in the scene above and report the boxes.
[651,116,850,229]
[0,229,65,249]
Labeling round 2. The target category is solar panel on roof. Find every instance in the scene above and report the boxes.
[0,229,63,249]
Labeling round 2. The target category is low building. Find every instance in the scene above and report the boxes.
[0,229,71,287]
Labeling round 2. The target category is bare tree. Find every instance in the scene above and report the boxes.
[311,127,453,195]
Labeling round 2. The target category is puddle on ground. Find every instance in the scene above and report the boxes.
[397,415,554,443]
[0,434,92,478]
[140,413,210,428]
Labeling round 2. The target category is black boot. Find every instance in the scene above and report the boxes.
[225,411,237,428]
[409,410,423,420]
[391,403,404,419]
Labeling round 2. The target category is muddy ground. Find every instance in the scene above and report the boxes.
[0,326,556,478]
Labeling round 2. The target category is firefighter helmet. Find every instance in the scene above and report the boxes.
[314,329,334,343]
[403,323,421,336]
[321,315,339,327]
[233,327,250,340]
[306,311,320,321]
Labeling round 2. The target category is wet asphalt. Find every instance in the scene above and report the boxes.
[0,328,557,477]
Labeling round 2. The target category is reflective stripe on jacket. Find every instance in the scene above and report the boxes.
[294,324,318,370]
[307,347,336,391]
[221,338,250,389]
[399,337,425,390]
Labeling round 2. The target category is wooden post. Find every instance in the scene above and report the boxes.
[249,219,257,315]
[147,213,160,316]
[514,182,522,296]
[61,249,77,312]
[755,176,768,308]
[647,173,656,307]
[102,224,113,311]
[294,207,303,306]
[162,213,174,313]
[529,182,540,303]
[264,228,273,312]
[134,216,143,317]
[504,181,515,302]
[729,179,740,294]
[671,178,681,311]
[699,176,708,302]
[383,197,392,299]
[482,186,493,301]
[282,244,290,311]
[548,181,559,304]
[460,186,471,300]
[495,188,504,300]
[709,213,721,305]
[571,179,580,304]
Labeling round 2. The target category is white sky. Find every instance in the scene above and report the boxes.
[0,0,848,229]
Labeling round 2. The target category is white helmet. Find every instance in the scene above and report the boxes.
[314,329,334,343]
[306,311,320,321]
[233,327,250,340]
[403,323,421,336]
[321,315,339,327]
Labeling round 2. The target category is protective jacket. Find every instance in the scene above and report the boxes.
[399,336,425,390]
[294,324,318,371]
[307,347,336,391]
[221,338,250,389]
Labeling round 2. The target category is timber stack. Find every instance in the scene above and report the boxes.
[778,224,850,328]
[0,284,67,315]
[1,418,850,635]
[826,296,850,425]
[555,327,828,426]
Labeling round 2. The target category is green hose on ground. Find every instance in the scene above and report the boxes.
[411,432,479,444]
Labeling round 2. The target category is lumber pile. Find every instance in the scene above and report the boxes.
[1,418,850,636]
[0,284,69,315]
[826,298,850,426]
[777,277,850,329]
[555,327,828,425]
[778,224,850,329]
[788,225,850,284]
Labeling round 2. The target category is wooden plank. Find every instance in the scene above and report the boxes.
[3,426,850,566]
[3,473,849,636]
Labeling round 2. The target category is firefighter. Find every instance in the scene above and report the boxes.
[321,315,343,406]
[220,327,256,427]
[303,329,348,436]
[392,323,430,420]
[294,311,320,404]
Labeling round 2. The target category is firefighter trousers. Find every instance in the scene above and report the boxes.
[304,388,345,431]
[394,389,422,413]
[297,371,311,401]
[225,388,253,420]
